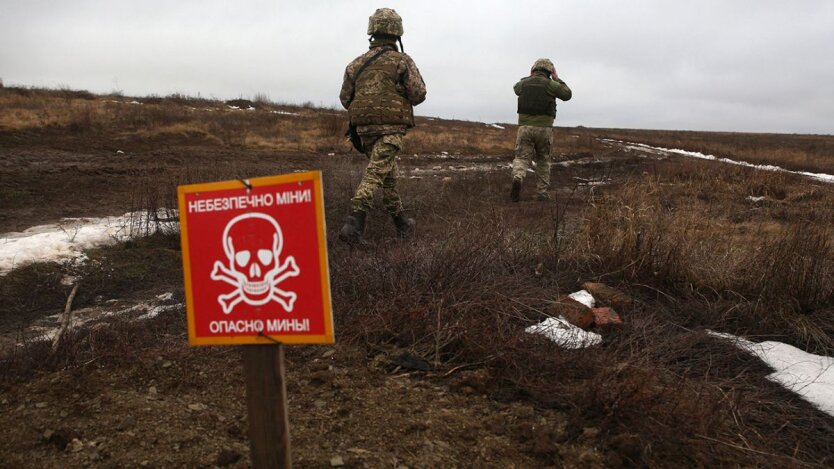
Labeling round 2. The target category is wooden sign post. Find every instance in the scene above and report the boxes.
[243,344,291,468]
[178,172,334,468]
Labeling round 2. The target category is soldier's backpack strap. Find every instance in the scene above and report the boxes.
[354,45,395,82]
[345,46,395,153]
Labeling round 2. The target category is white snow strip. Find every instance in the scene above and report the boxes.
[488,123,505,129]
[568,290,596,308]
[526,316,602,349]
[0,210,178,275]
[137,303,182,320]
[746,195,767,203]
[709,331,834,417]
[602,139,834,185]
[270,110,299,116]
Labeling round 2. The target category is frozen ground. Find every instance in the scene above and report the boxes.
[0,211,177,275]
[604,139,834,184]
[710,331,834,418]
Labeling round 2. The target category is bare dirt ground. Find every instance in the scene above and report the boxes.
[0,141,624,468]
[2,89,834,468]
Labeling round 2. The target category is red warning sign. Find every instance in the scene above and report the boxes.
[177,171,334,345]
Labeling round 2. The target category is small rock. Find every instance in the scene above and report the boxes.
[60,410,69,418]
[330,455,345,467]
[66,438,84,453]
[43,429,55,440]
[442,177,453,183]
[161,361,173,368]
[148,386,158,395]
[188,403,208,412]
[116,150,125,155]
[581,282,633,309]
[431,165,442,170]
[321,349,336,359]
[116,415,137,431]
[1,398,8,405]
[35,402,48,409]
[327,152,335,156]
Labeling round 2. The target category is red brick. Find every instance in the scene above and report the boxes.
[551,295,594,330]
[592,307,623,327]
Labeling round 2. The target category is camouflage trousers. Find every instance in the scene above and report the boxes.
[512,125,553,196]
[350,133,405,214]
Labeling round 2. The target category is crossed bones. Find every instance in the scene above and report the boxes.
[210,256,301,314]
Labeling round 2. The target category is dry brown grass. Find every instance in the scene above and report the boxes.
[2,86,833,466]
[591,127,834,174]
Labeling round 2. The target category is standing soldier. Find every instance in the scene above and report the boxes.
[338,8,427,246]
[511,58,571,202]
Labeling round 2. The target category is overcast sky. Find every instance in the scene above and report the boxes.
[2,0,833,134]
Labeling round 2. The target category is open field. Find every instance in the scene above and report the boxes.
[1,87,833,467]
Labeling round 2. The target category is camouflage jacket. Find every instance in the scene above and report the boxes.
[340,42,426,136]
[514,71,571,127]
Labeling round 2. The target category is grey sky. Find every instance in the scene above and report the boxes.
[1,0,833,134]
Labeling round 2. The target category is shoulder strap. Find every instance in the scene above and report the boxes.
[354,46,394,81]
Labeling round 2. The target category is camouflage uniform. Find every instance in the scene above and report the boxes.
[511,59,571,201]
[338,8,426,245]
[512,126,554,197]
[339,41,426,214]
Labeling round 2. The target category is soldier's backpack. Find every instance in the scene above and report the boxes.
[344,46,395,153]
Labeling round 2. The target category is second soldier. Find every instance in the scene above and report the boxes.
[511,58,571,202]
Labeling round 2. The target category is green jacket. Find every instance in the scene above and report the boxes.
[514,71,571,127]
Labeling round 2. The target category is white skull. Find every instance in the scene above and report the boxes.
[221,213,284,305]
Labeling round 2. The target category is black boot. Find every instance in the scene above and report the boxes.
[339,210,367,246]
[510,179,522,202]
[392,212,416,238]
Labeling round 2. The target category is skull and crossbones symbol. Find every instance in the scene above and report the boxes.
[210,213,301,314]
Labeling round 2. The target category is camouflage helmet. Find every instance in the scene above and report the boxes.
[531,58,554,74]
[367,8,404,37]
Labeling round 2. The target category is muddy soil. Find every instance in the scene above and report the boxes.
[0,130,663,468]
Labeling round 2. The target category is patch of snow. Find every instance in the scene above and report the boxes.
[227,105,240,110]
[607,140,834,185]
[270,110,299,116]
[137,303,182,320]
[709,331,834,418]
[246,106,256,111]
[0,210,178,275]
[746,195,767,203]
[568,290,595,308]
[526,316,602,349]
[156,292,174,302]
[488,123,505,130]
[128,101,142,105]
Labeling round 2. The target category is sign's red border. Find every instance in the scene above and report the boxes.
[177,171,334,345]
